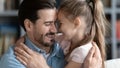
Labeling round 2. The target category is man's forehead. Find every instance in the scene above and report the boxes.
[37,8,57,17]
[36,8,57,21]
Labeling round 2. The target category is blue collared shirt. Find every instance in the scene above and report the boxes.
[0,36,65,68]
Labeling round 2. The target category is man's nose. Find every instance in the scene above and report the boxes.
[50,23,57,33]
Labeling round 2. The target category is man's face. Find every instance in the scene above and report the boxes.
[28,9,57,47]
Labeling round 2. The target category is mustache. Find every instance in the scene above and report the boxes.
[46,32,56,43]
[46,32,56,36]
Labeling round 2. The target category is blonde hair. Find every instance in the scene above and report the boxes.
[59,0,109,68]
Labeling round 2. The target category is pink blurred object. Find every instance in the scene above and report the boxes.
[116,20,120,40]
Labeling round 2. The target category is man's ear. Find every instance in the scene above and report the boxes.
[24,19,33,31]
[74,17,81,28]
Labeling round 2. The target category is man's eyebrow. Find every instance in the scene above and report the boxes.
[44,21,54,23]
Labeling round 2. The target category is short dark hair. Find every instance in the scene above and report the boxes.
[18,0,56,30]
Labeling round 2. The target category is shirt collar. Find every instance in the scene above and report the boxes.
[25,36,46,54]
[50,42,64,58]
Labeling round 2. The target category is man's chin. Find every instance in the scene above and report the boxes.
[43,42,54,47]
[43,38,55,47]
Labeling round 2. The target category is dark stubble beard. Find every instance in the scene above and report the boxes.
[42,39,55,47]
[40,34,55,47]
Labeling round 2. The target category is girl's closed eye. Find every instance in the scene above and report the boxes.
[57,20,62,28]
[59,22,62,28]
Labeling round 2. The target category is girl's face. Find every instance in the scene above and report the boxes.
[58,11,77,41]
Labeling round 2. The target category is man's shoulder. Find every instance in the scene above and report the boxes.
[0,46,25,68]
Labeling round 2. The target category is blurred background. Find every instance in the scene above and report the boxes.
[0,0,120,61]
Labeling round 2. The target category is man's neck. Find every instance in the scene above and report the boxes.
[37,45,51,54]
[26,35,51,54]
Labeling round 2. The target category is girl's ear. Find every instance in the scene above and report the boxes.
[74,17,81,28]
[24,19,33,31]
